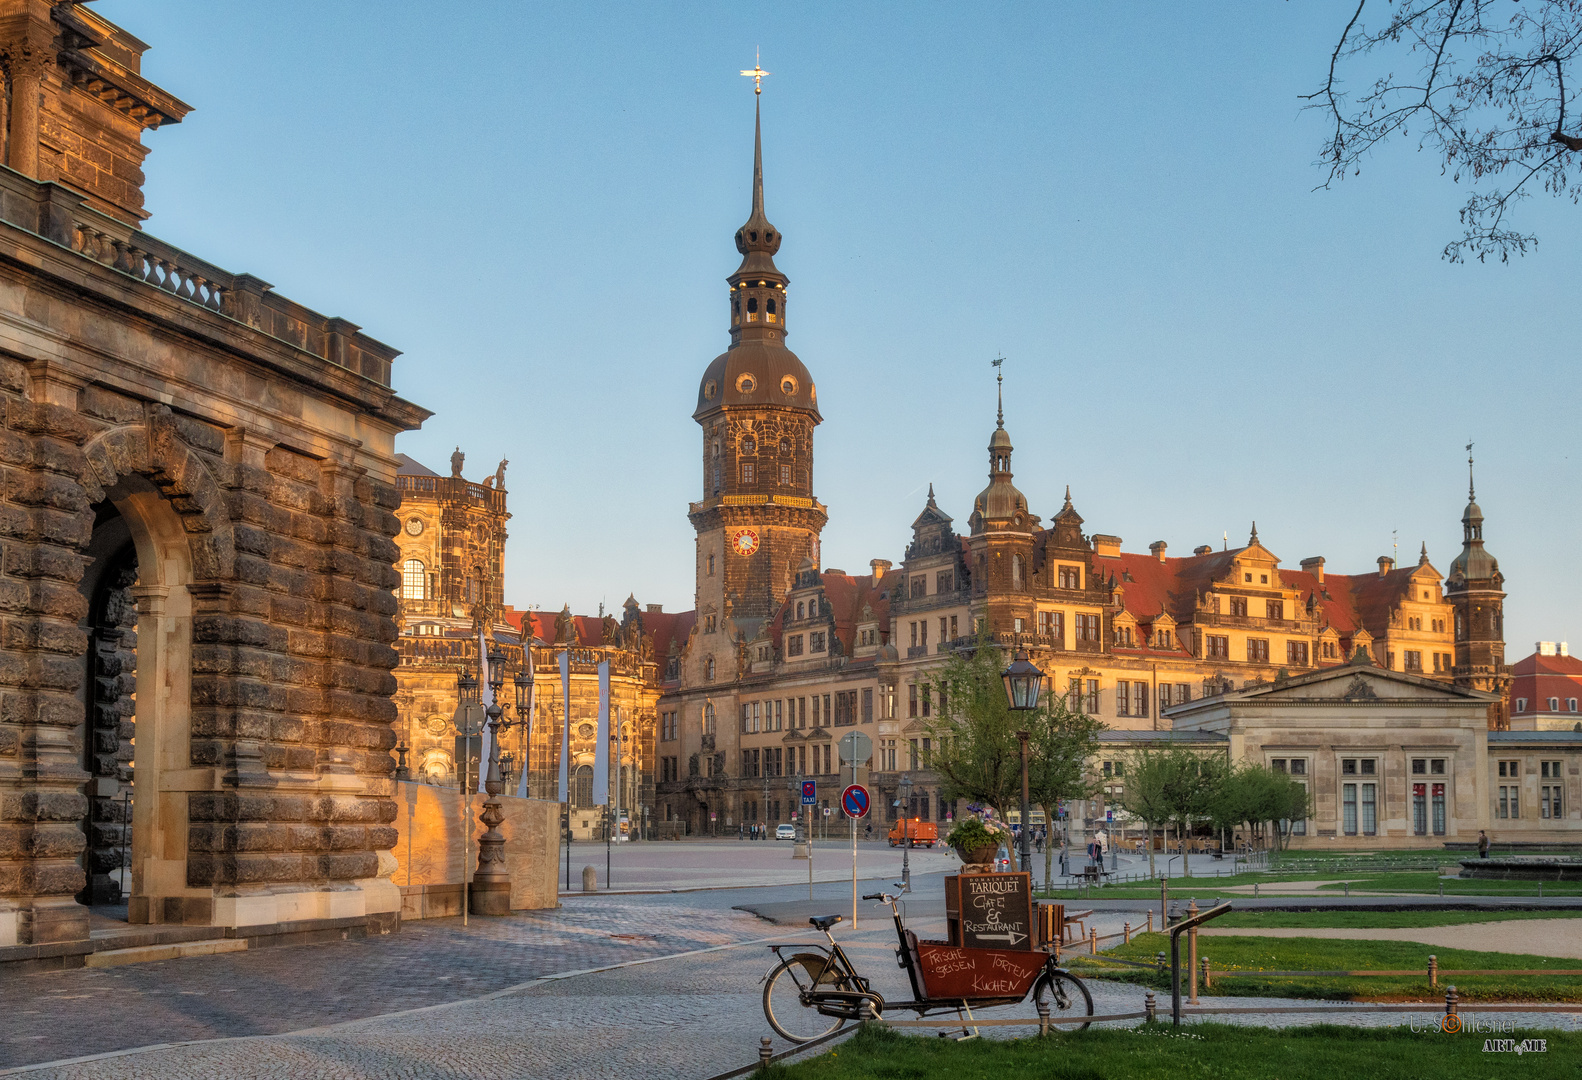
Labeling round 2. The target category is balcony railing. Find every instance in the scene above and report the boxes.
[0,168,399,387]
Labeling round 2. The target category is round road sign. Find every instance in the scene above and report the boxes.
[841,784,870,818]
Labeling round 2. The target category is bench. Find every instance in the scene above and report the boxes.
[1063,908,1093,942]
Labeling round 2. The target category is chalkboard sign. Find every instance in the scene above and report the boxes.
[946,872,1034,951]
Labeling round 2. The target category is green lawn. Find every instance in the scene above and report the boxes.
[1212,909,1582,930]
[1038,868,1582,900]
[770,1023,1581,1079]
[1314,872,1582,897]
[1069,931,1582,1002]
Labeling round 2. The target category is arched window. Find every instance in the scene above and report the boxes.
[767,298,777,314]
[743,435,756,455]
[797,601,805,620]
[402,559,426,600]
[1012,554,1024,590]
[571,764,594,808]
[705,656,716,681]
[747,296,758,313]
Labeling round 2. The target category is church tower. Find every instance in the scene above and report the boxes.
[688,88,826,666]
[966,366,1039,635]
[1446,452,1509,714]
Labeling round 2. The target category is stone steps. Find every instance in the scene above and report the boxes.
[84,938,248,968]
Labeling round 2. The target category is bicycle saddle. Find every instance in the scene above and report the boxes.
[808,914,842,931]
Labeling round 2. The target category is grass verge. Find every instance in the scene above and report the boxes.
[1212,909,1582,930]
[769,1022,1581,1079]
[1067,931,1582,1002]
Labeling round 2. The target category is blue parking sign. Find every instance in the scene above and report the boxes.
[801,779,817,805]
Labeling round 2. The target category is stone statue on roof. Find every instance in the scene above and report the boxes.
[555,604,573,644]
[495,459,508,490]
[601,614,621,646]
[450,446,464,477]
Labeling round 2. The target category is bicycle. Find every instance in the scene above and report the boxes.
[762,887,1094,1043]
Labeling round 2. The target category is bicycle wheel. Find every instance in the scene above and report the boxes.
[763,952,849,1043]
[1034,970,1094,1031]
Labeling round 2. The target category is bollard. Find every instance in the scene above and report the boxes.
[1253,882,1259,898]
[1036,995,1051,1037]
[1161,876,1169,925]
[582,865,597,892]
[1539,881,1544,898]
[1124,921,1131,945]
[1156,950,1167,972]
[1145,990,1157,1023]
[1344,882,1350,898]
[1201,957,1211,990]
[1445,985,1459,1017]
[1090,926,1097,955]
[1187,900,1199,1005]
[1428,955,1438,988]
[759,1037,773,1069]
[1052,935,1061,964]
[1439,881,1444,897]
[1146,911,1154,934]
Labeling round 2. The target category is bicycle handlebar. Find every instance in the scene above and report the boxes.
[861,892,884,900]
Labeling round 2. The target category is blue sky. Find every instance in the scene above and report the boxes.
[104,2,1581,654]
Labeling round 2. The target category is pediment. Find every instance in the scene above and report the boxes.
[1233,663,1493,704]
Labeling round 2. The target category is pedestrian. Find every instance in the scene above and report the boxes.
[1478,830,1490,859]
[865,822,873,841]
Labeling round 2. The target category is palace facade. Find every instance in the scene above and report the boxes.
[646,93,1579,848]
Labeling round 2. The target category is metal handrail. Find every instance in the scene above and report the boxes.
[1170,901,1232,1025]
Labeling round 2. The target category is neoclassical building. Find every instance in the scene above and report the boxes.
[647,92,1566,845]
[0,3,428,952]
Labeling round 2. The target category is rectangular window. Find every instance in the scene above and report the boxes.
[1272,758,1287,773]
[1247,638,1269,663]
[1085,679,1100,713]
[788,634,803,657]
[1342,758,1357,775]
[1176,683,1191,703]
[1412,782,1427,835]
[1076,613,1101,643]
[1207,635,1229,659]
[862,688,873,723]
[823,694,832,728]
[921,685,932,718]
[1412,758,1425,775]
[1266,600,1284,620]
[1290,758,1306,775]
[939,616,948,644]
[911,576,926,598]
[908,739,919,771]
[1159,683,1172,709]
[936,570,954,593]
[920,621,928,647]
[779,464,791,485]
[1230,597,1248,618]
[950,615,959,639]
[1404,651,1423,672]
[810,631,826,652]
[1058,566,1081,590]
[909,684,918,718]
[1343,783,1358,835]
[1287,641,1308,665]
[1498,786,1509,819]
[1431,758,1445,775]
[1362,783,1376,835]
[1432,783,1446,834]
[1117,681,1131,717]
[922,737,932,769]
[741,462,755,484]
[1138,683,1149,718]
[909,622,918,648]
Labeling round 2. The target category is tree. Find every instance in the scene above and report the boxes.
[1214,763,1313,852]
[1024,694,1105,892]
[1118,746,1228,877]
[1307,0,1582,261]
[925,630,1022,819]
[926,631,1105,890]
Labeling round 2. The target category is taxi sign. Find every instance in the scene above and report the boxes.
[801,779,817,805]
[841,784,870,818]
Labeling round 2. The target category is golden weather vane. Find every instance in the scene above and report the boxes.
[741,47,770,95]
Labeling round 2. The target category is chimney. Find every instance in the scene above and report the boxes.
[1377,556,1394,577]
[1193,545,1213,556]
[1538,641,1557,656]
[1149,541,1168,563]
[1300,556,1325,584]
[870,559,892,582]
[1093,534,1122,558]
[646,604,663,613]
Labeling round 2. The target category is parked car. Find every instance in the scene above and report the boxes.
[994,844,1013,871]
[887,818,939,848]
[775,823,797,841]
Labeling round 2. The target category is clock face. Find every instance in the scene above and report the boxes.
[732,528,760,557]
[405,518,424,536]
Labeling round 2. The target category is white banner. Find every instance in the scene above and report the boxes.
[477,629,493,795]
[515,677,535,799]
[592,661,610,806]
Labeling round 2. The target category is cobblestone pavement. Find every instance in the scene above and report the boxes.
[5,864,1580,1079]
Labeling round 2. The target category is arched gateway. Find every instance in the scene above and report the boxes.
[0,4,428,951]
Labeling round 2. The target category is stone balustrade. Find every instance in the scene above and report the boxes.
[0,168,400,389]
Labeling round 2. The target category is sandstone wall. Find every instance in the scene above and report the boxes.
[389,781,559,915]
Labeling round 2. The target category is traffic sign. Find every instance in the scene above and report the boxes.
[801,779,817,806]
[838,731,872,766]
[1105,809,1114,823]
[841,784,870,818]
[823,807,832,817]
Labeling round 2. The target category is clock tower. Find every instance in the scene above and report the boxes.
[688,92,825,666]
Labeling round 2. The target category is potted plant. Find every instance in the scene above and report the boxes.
[946,817,1006,865]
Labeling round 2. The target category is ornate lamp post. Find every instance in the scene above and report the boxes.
[513,654,534,796]
[895,771,914,892]
[470,644,513,916]
[1002,642,1044,877]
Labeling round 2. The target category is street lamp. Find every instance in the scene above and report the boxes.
[471,644,512,915]
[895,771,914,892]
[1002,643,1044,877]
[513,655,534,797]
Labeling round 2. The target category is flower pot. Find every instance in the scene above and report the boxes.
[954,843,1000,865]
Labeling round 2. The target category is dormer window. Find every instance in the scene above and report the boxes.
[796,601,805,620]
